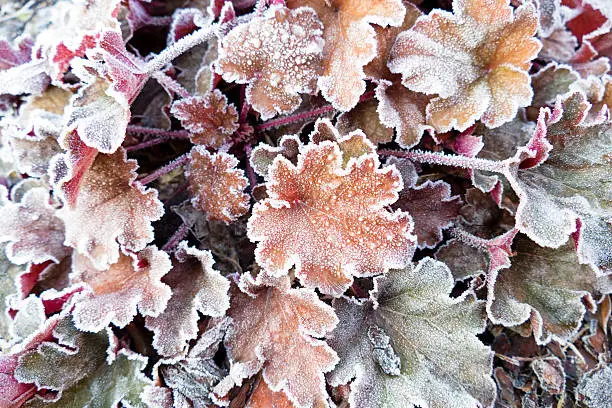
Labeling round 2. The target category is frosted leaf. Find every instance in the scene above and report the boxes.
[336,99,393,145]
[287,0,406,111]
[534,0,562,37]
[14,317,150,407]
[531,63,580,107]
[171,90,239,148]
[0,38,34,70]
[15,86,72,140]
[250,134,302,178]
[538,27,579,63]
[575,364,612,407]
[394,180,462,249]
[389,0,541,131]
[64,75,129,154]
[167,8,209,44]
[487,233,612,345]
[328,258,496,408]
[142,386,173,408]
[155,317,229,408]
[0,60,49,96]
[216,5,324,120]
[435,239,487,280]
[247,141,415,296]
[0,187,69,265]
[56,148,164,270]
[145,241,230,357]
[187,147,249,223]
[214,274,338,408]
[501,92,612,272]
[71,245,171,332]
[34,0,121,77]
[0,243,22,344]
[9,296,45,342]
[309,119,377,168]
[8,136,63,178]
[245,379,295,408]
[530,356,565,395]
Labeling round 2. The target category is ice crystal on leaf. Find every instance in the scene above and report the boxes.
[187,147,249,223]
[487,234,612,345]
[502,92,612,271]
[0,186,69,265]
[216,5,324,120]
[246,379,296,408]
[171,90,239,148]
[71,245,171,332]
[309,119,376,168]
[145,241,230,357]
[214,274,338,408]
[250,134,302,178]
[287,0,406,111]
[328,258,496,408]
[247,140,415,296]
[389,0,541,131]
[14,317,150,407]
[56,148,163,270]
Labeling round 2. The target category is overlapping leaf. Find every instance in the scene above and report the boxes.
[216,5,324,119]
[56,148,164,270]
[70,246,171,332]
[145,242,230,357]
[247,140,415,296]
[328,258,496,408]
[213,274,338,408]
[389,0,541,131]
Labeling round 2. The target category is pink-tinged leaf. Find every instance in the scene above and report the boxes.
[0,38,33,70]
[531,356,565,395]
[34,0,122,78]
[501,92,612,272]
[64,73,129,154]
[187,148,250,223]
[71,246,171,332]
[168,8,209,44]
[145,241,230,357]
[171,90,239,148]
[393,180,462,249]
[0,186,69,265]
[487,234,612,345]
[389,0,541,131]
[216,5,324,119]
[328,258,496,408]
[56,148,163,270]
[250,134,302,178]
[287,0,406,111]
[247,141,415,296]
[213,274,338,408]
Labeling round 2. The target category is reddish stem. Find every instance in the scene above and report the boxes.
[162,222,190,252]
[127,125,190,138]
[379,149,506,174]
[255,90,375,131]
[138,153,190,185]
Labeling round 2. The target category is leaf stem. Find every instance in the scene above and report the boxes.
[162,222,190,252]
[138,153,190,185]
[378,149,506,174]
[144,24,218,74]
[127,125,190,138]
[151,71,190,98]
[449,227,490,250]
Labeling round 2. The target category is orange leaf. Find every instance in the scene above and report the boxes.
[57,148,163,270]
[287,0,406,111]
[214,274,338,408]
[216,5,324,119]
[389,0,541,131]
[187,147,250,223]
[247,140,415,296]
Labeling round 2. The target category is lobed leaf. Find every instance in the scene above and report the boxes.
[56,148,164,270]
[389,0,541,131]
[247,140,415,296]
[214,274,338,408]
[216,5,324,119]
[145,241,230,357]
[71,246,172,332]
[171,90,239,148]
[328,258,496,408]
[187,148,250,223]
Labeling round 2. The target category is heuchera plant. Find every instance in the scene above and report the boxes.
[1,0,611,406]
